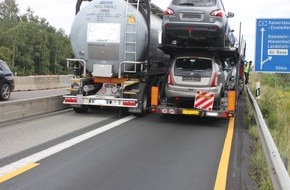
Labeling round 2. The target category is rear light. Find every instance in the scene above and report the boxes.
[222,112,229,118]
[123,101,136,106]
[168,71,173,85]
[164,8,175,16]
[211,72,218,87]
[187,27,194,32]
[210,9,224,17]
[65,97,77,103]
[165,24,173,29]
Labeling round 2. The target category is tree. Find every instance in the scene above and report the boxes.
[0,0,73,76]
[0,46,12,65]
[0,0,19,24]
[0,0,20,66]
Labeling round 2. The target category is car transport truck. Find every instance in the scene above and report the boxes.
[63,0,170,116]
[151,35,246,118]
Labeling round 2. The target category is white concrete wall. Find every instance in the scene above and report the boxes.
[14,75,73,91]
[0,96,69,123]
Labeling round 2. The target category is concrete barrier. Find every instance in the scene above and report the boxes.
[0,96,70,123]
[14,75,73,91]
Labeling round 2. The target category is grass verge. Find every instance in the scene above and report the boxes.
[246,73,290,189]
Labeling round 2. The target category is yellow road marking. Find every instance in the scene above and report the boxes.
[0,163,40,183]
[214,117,235,190]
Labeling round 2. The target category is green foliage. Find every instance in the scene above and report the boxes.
[249,140,273,190]
[244,94,269,189]
[248,73,290,189]
[0,46,12,64]
[0,0,73,76]
[258,86,278,130]
[261,73,290,91]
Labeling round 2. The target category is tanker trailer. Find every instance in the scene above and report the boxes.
[63,0,169,115]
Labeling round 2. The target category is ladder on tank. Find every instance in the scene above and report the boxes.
[124,0,140,63]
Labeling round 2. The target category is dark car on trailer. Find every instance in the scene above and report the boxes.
[0,60,14,101]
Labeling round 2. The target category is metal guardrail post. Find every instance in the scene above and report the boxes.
[246,86,290,189]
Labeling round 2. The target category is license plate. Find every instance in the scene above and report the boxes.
[94,100,107,105]
[182,109,200,115]
[182,76,201,82]
[182,13,202,21]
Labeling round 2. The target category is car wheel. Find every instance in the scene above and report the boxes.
[0,83,11,101]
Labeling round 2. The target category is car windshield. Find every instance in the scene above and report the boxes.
[0,61,11,72]
[175,58,212,71]
[172,0,216,7]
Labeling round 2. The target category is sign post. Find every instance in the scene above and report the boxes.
[256,82,260,99]
[255,18,290,73]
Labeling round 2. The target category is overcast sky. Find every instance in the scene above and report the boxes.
[14,0,290,61]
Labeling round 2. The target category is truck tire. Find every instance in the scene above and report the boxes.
[239,79,244,95]
[73,106,88,113]
[134,87,149,117]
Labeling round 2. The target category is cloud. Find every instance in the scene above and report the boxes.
[17,0,75,34]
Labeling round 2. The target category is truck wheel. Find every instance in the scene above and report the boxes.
[239,80,244,95]
[73,107,88,113]
[135,88,149,117]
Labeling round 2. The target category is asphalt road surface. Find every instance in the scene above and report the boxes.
[0,94,254,190]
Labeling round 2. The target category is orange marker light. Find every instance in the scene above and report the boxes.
[227,91,236,112]
[151,86,159,106]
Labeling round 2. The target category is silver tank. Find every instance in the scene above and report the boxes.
[70,0,167,76]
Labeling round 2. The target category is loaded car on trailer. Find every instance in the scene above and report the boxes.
[165,53,229,109]
[151,42,246,118]
[162,0,235,47]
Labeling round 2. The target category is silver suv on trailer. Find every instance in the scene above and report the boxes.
[165,54,227,107]
[162,0,234,47]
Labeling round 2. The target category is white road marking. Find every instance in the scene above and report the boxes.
[0,115,136,177]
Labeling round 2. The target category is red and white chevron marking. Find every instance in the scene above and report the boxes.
[194,91,215,111]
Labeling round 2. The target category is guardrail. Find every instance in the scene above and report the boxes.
[246,86,290,189]
[0,95,69,123]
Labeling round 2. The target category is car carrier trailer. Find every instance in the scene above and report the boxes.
[151,40,246,118]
